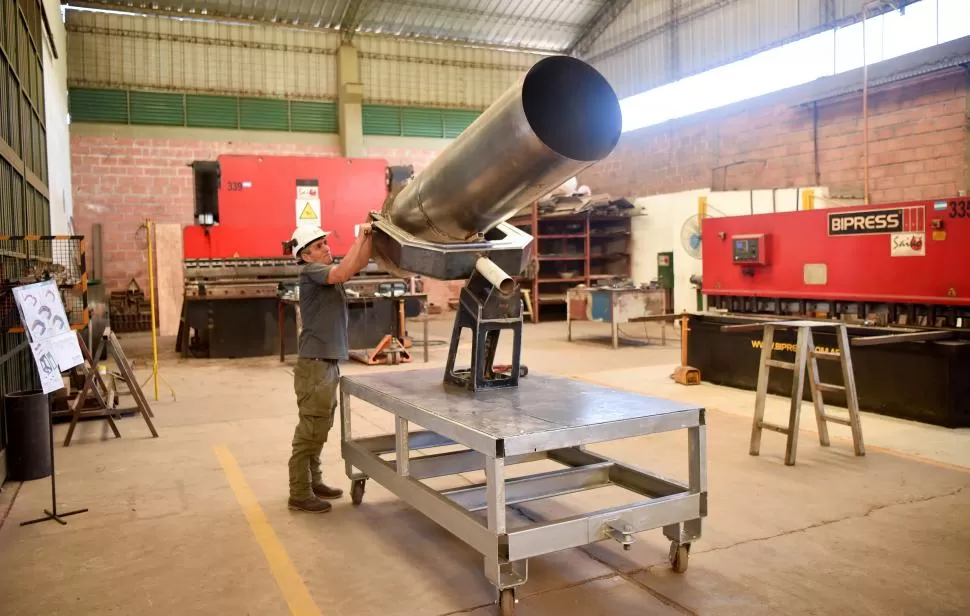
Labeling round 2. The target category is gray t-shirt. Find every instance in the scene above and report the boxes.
[297,263,349,361]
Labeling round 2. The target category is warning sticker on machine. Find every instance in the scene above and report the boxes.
[295,179,321,227]
[890,232,925,257]
[296,186,318,199]
[295,199,321,227]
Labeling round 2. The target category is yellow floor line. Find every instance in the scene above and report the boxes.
[213,444,322,616]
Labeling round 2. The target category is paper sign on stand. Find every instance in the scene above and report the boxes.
[12,279,85,394]
[29,340,65,394]
[13,280,71,340]
[50,331,85,370]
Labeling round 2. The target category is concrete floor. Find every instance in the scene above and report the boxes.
[1,316,968,616]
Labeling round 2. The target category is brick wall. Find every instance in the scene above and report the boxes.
[70,131,448,293]
[580,71,968,203]
[76,71,967,307]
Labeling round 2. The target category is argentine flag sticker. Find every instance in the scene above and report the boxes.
[934,200,947,211]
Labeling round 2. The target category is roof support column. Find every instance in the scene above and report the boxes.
[338,42,364,157]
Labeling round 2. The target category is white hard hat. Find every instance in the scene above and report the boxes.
[289,226,330,262]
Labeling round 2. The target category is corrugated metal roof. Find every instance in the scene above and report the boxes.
[65,0,928,96]
[582,0,925,99]
[64,0,605,52]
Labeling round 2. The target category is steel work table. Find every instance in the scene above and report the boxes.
[566,286,669,349]
[340,368,708,615]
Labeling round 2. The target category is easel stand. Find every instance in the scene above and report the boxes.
[63,329,158,447]
[21,395,88,526]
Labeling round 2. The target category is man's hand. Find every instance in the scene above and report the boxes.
[359,223,373,236]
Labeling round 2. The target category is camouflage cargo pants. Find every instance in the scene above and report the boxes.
[288,358,340,500]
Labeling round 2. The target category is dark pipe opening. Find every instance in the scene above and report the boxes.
[522,56,623,162]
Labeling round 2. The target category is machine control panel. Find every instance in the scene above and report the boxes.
[731,234,768,266]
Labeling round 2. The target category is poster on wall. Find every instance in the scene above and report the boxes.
[12,279,85,393]
[295,180,322,228]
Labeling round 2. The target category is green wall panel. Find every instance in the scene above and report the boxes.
[69,88,128,124]
[67,87,483,138]
[362,105,402,136]
[401,108,443,138]
[443,110,480,138]
[239,97,288,131]
[186,94,238,129]
[129,91,184,126]
[362,105,482,138]
[290,101,337,133]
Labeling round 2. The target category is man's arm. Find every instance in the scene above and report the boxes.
[325,230,373,285]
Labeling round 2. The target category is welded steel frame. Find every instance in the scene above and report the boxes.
[444,269,524,391]
[370,216,534,282]
[339,374,708,600]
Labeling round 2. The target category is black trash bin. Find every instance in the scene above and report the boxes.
[3,390,52,481]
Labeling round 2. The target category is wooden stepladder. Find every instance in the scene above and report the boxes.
[64,328,158,446]
[724,320,865,466]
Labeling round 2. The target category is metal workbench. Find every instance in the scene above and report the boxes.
[340,368,707,614]
[566,285,669,348]
[278,293,430,364]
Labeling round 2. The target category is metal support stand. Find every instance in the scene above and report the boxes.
[21,398,88,527]
[444,268,524,391]
[723,320,866,466]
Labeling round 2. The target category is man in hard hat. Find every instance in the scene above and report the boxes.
[286,218,373,513]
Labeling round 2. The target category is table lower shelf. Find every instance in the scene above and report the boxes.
[343,433,705,560]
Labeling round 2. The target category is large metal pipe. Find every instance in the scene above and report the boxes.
[383,55,623,244]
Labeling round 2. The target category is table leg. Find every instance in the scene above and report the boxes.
[423,300,430,363]
[395,416,410,477]
[686,420,708,537]
[566,296,572,341]
[278,301,285,362]
[485,456,506,534]
[689,421,708,495]
[180,301,189,358]
[341,387,364,483]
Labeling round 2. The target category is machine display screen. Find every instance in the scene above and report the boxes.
[733,237,761,263]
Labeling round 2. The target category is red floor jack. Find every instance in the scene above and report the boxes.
[349,335,412,365]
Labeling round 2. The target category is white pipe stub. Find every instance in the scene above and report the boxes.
[475,257,515,295]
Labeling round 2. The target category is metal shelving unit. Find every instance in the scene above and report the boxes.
[510,202,633,323]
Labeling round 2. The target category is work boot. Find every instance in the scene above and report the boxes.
[288,496,332,513]
[312,483,344,500]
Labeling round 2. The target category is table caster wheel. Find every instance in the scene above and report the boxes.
[499,588,515,616]
[669,541,690,573]
[351,479,366,506]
